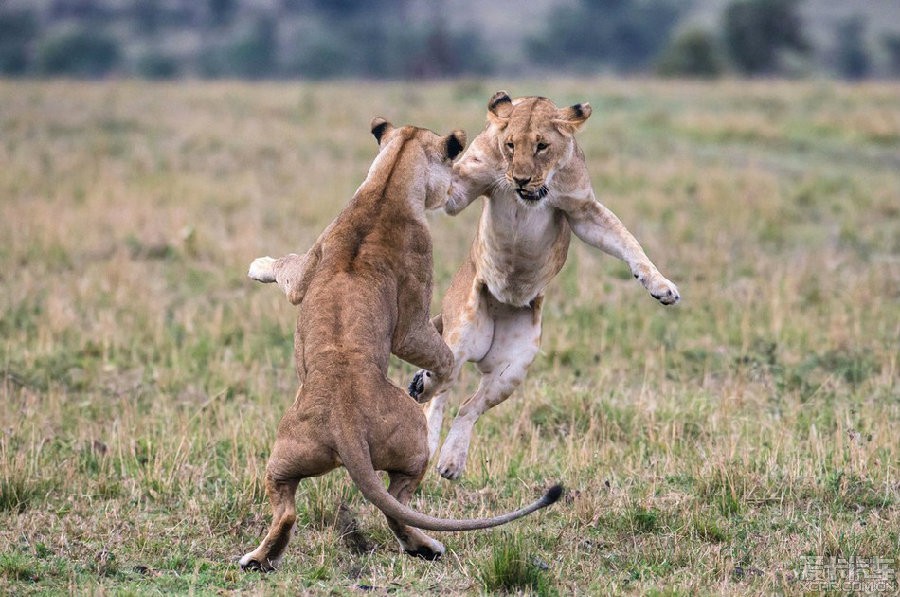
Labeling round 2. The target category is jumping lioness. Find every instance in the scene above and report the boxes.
[240,118,562,571]
[410,91,680,480]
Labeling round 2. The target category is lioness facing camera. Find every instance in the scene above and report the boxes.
[240,118,562,571]
[410,91,680,481]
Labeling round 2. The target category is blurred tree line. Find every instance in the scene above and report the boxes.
[1,0,899,80]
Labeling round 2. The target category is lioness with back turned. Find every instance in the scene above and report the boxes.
[411,91,681,480]
[240,118,562,571]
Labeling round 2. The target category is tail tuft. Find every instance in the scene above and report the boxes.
[544,484,564,505]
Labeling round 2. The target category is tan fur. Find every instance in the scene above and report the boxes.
[418,92,681,480]
[240,118,562,571]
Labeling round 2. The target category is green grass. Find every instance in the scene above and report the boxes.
[0,79,898,594]
[476,533,556,595]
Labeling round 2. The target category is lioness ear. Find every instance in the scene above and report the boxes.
[554,102,592,135]
[444,129,467,161]
[370,117,394,144]
[487,91,513,126]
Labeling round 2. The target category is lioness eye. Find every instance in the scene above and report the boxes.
[536,142,549,152]
[505,141,514,150]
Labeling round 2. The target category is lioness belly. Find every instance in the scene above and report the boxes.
[479,254,563,306]
[473,196,571,307]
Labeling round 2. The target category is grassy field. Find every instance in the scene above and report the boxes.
[0,79,897,595]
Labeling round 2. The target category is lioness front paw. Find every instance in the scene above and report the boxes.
[637,272,680,306]
[444,187,466,216]
[408,370,434,403]
[650,277,680,305]
[248,257,277,283]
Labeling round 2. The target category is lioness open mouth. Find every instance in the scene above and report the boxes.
[515,186,548,203]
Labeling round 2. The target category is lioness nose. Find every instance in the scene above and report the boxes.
[513,176,531,188]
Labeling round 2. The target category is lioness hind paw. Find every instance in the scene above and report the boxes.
[239,552,277,573]
[239,559,263,572]
[404,546,443,561]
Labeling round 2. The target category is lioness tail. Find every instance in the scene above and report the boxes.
[343,442,563,532]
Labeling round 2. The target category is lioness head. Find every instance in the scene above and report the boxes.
[447,91,591,210]
[370,117,467,210]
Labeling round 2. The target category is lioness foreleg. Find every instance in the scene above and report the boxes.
[562,196,680,305]
[394,321,454,405]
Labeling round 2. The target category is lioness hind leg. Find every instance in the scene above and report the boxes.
[437,297,543,480]
[421,306,494,457]
[419,273,495,457]
[239,474,300,572]
[385,471,445,560]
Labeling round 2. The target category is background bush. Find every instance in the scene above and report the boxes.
[37,27,120,78]
[0,9,38,75]
[1,0,898,79]
[657,28,726,78]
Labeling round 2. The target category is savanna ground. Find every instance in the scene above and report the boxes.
[0,79,897,595]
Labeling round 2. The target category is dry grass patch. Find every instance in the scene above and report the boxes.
[1,79,898,594]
